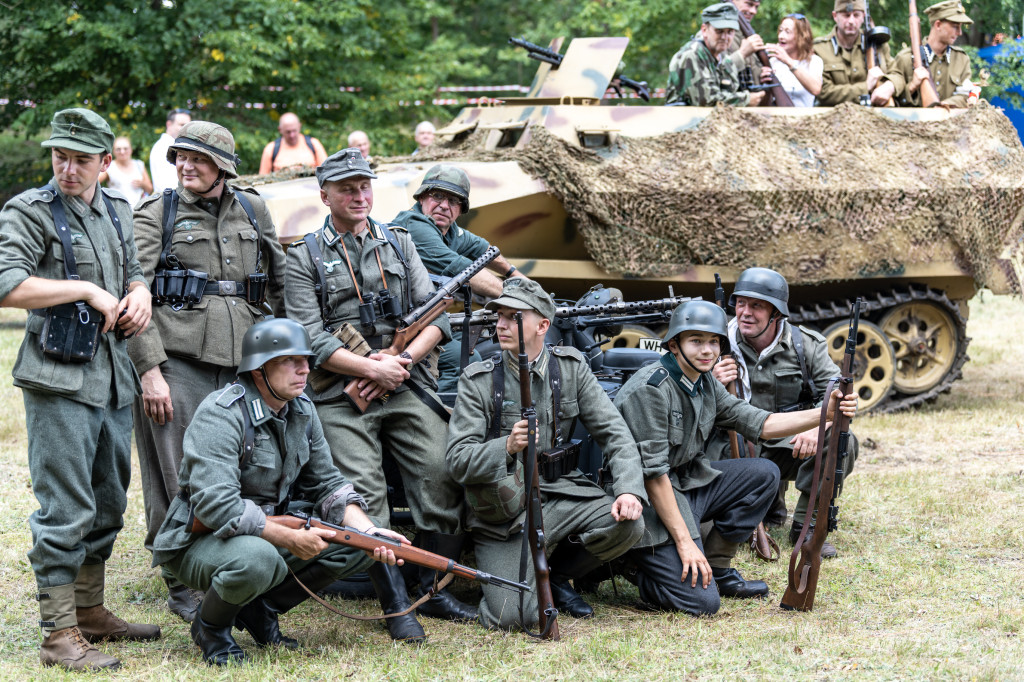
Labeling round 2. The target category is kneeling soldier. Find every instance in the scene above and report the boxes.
[446,278,646,629]
[614,301,857,615]
[152,318,408,665]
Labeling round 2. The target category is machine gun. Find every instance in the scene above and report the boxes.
[509,37,651,101]
[781,299,860,612]
[725,0,795,106]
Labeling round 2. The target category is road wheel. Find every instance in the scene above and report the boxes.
[823,319,896,413]
[879,301,961,395]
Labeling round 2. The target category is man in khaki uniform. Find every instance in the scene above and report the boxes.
[129,120,286,621]
[0,108,159,671]
[814,0,893,105]
[871,0,974,107]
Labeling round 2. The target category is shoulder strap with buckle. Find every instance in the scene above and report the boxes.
[789,324,816,404]
[302,232,333,332]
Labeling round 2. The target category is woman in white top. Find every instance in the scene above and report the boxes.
[766,14,823,107]
[100,136,154,206]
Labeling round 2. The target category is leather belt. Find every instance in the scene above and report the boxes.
[203,280,247,296]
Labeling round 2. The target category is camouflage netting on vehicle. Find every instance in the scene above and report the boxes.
[511,102,1024,285]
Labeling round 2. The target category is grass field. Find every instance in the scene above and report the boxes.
[0,293,1021,681]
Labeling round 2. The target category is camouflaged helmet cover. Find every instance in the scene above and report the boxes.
[168,121,240,178]
[414,164,471,212]
[662,300,730,354]
[464,458,527,525]
[238,318,316,374]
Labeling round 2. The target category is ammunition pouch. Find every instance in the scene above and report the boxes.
[153,268,208,308]
[540,439,582,482]
[38,302,103,364]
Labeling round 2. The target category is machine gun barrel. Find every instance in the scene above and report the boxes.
[509,37,563,67]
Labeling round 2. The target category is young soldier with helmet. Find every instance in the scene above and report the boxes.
[0,108,158,671]
[709,267,860,558]
[392,164,524,391]
[152,318,408,666]
[613,300,858,615]
[446,277,646,630]
[128,120,286,621]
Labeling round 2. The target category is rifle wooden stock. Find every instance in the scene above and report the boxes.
[781,300,859,612]
[516,312,559,641]
[908,0,941,107]
[726,0,795,107]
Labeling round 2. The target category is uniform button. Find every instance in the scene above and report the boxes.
[329,285,336,291]
[757,365,762,370]
[186,235,193,242]
[222,237,229,243]
[225,258,231,264]
[231,300,237,306]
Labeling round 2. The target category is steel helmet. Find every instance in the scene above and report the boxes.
[413,164,471,212]
[238,318,316,374]
[728,267,790,317]
[662,300,730,354]
[167,121,241,179]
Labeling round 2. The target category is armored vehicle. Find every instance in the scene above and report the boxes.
[243,36,1024,413]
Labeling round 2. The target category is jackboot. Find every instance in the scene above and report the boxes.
[704,527,768,599]
[547,540,604,619]
[74,563,161,643]
[414,532,478,622]
[190,589,248,666]
[38,583,120,671]
[368,563,426,643]
[166,577,203,622]
[789,524,837,559]
[236,563,337,649]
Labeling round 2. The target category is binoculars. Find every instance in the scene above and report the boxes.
[358,289,402,328]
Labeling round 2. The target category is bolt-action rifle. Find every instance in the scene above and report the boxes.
[516,312,560,640]
[713,274,779,562]
[864,0,894,106]
[780,298,860,612]
[908,0,941,107]
[508,36,651,101]
[725,0,795,107]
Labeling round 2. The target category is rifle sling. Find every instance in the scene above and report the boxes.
[288,566,453,621]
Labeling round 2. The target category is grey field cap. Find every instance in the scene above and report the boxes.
[485,277,556,321]
[41,108,115,155]
[316,147,377,186]
[702,2,741,30]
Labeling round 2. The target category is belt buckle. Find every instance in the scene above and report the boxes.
[219,280,236,295]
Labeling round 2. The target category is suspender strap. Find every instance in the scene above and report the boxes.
[302,232,333,332]
[237,394,256,467]
[790,324,816,404]
[377,223,412,314]
[406,378,451,424]
[159,189,180,268]
[100,193,130,298]
[548,348,563,447]
[232,191,264,271]
[42,185,79,281]
[488,354,505,441]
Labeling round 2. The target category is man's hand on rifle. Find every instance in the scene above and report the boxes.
[345,505,411,565]
[262,520,336,561]
[908,65,931,94]
[866,65,885,92]
[356,352,412,400]
[675,535,712,588]
[789,426,819,460]
[504,418,530,455]
[739,33,764,58]
[711,356,739,385]
[825,388,858,422]
[871,80,896,106]
[759,65,774,84]
[610,494,643,522]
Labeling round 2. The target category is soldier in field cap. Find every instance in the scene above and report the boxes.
[446,276,647,630]
[813,0,894,105]
[872,0,975,107]
[0,108,158,671]
[392,163,525,391]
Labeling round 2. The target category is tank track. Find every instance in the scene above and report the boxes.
[788,285,971,414]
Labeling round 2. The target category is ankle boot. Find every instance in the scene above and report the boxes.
[38,583,120,672]
[368,563,426,643]
[704,528,768,598]
[414,532,478,622]
[166,577,203,623]
[548,540,604,619]
[74,562,161,643]
[190,589,247,666]
[236,563,337,649]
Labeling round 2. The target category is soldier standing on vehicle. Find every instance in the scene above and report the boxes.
[392,164,524,391]
[708,268,860,558]
[0,108,159,672]
[129,121,286,622]
[446,277,646,629]
[871,0,974,107]
[814,0,893,106]
[286,148,474,642]
[614,300,858,615]
[152,318,409,666]
[666,3,768,106]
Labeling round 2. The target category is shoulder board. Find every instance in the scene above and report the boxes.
[24,186,57,205]
[235,186,261,196]
[647,367,669,387]
[812,36,829,44]
[950,45,966,54]
[100,187,130,205]
[214,383,246,407]
[289,236,310,248]
[550,345,584,361]
[388,225,409,234]
[136,193,162,210]
[797,325,826,344]
[464,356,499,377]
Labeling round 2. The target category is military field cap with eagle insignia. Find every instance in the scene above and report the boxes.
[832,0,867,12]
[41,108,115,155]
[485,277,556,321]
[924,0,973,24]
[315,147,377,186]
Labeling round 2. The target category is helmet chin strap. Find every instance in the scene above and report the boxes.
[259,367,288,403]
[199,169,226,195]
[744,311,780,341]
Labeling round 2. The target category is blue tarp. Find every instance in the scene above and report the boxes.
[978,40,1023,140]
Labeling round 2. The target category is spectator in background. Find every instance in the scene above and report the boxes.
[100,136,153,207]
[412,121,436,155]
[766,14,823,106]
[257,112,328,175]
[149,107,191,193]
[348,130,372,162]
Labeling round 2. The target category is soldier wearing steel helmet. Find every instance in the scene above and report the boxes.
[152,318,409,666]
[0,108,158,671]
[128,120,286,621]
[392,164,525,391]
[613,300,858,615]
[709,267,860,558]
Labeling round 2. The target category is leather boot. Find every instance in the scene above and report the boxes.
[414,532,478,622]
[368,563,426,644]
[74,563,161,643]
[789,524,837,559]
[548,540,604,619]
[190,589,248,666]
[38,583,120,672]
[236,563,337,649]
[704,528,769,599]
[166,577,203,622]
